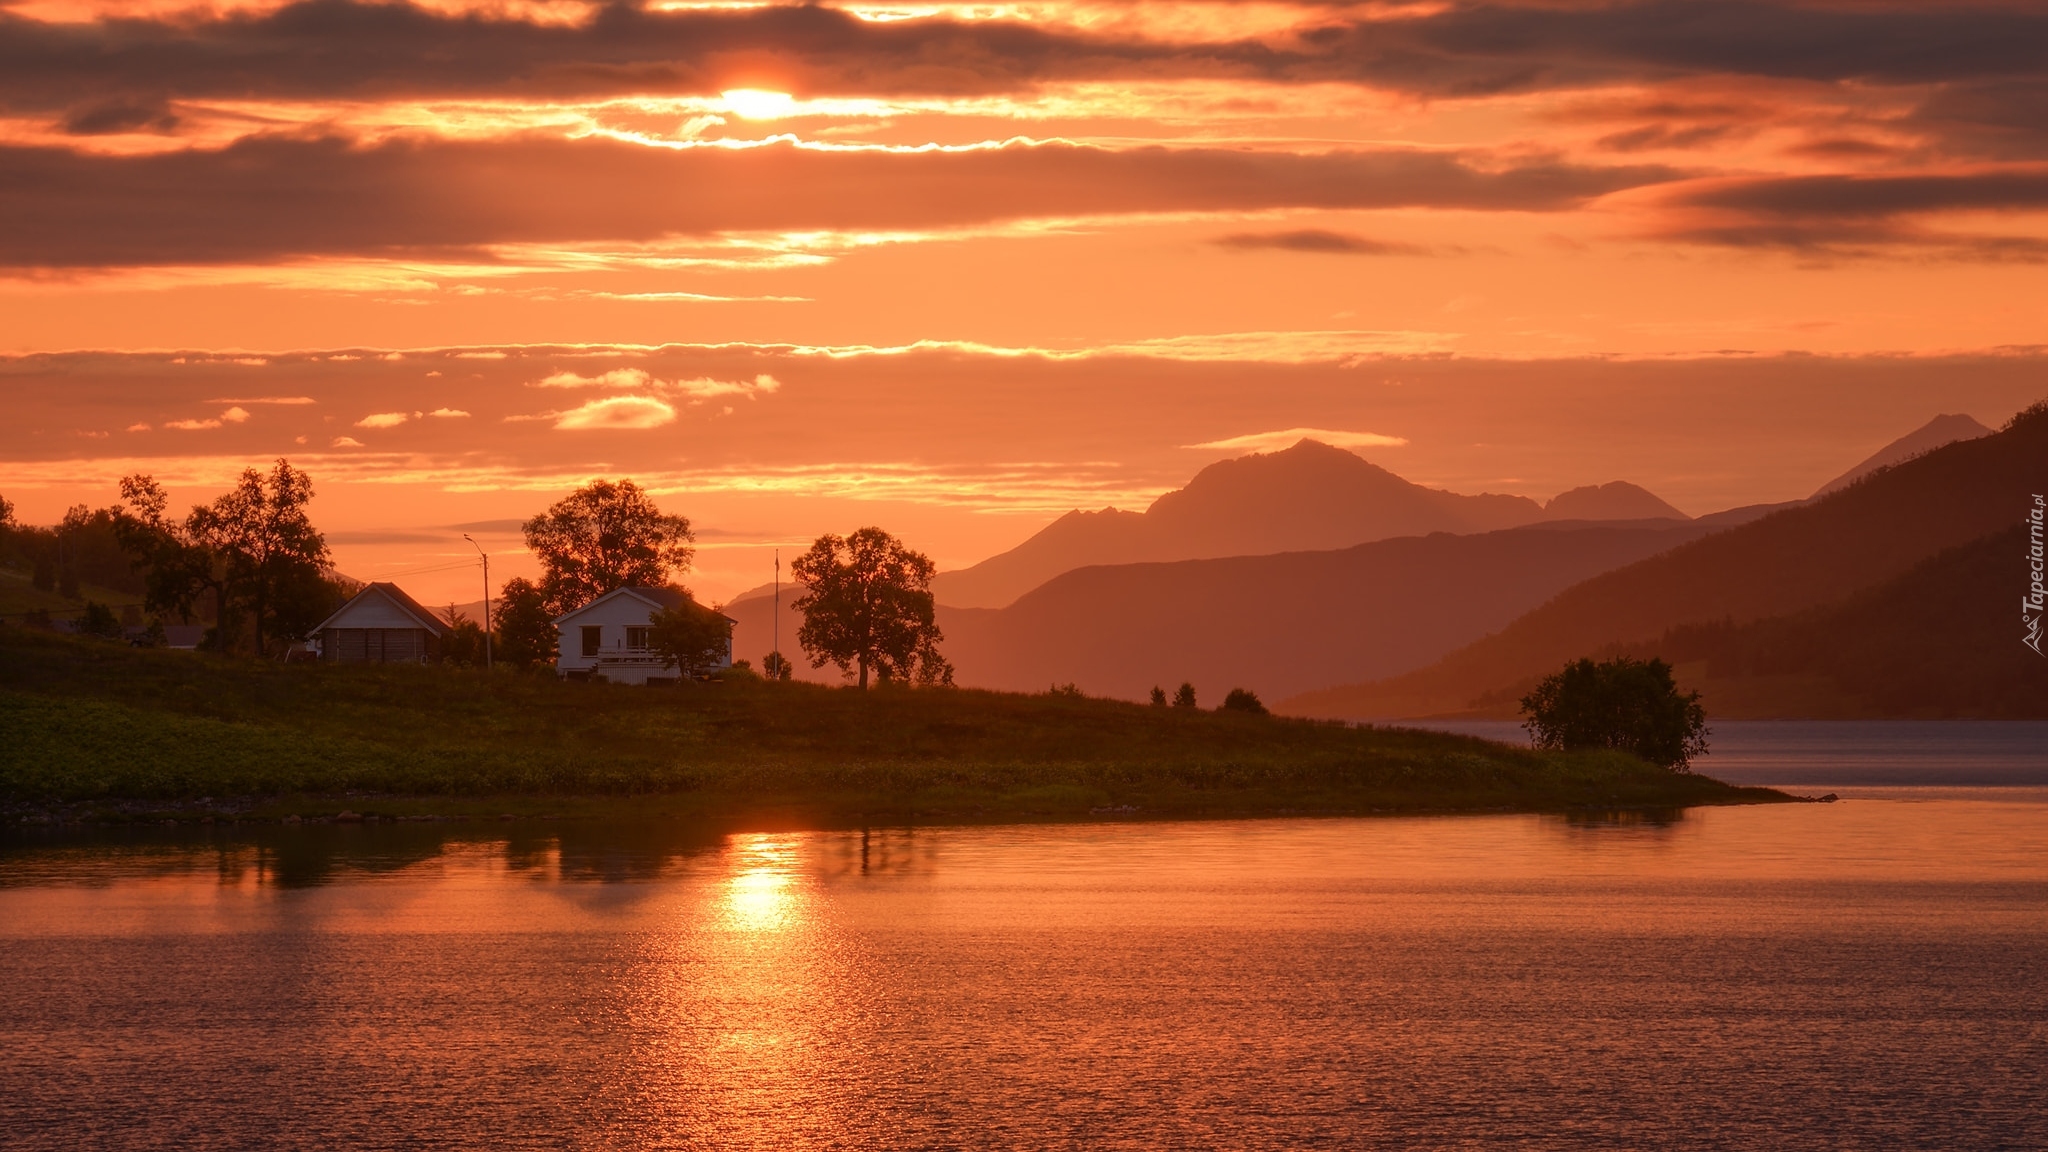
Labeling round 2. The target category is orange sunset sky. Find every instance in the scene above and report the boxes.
[5,0,2047,606]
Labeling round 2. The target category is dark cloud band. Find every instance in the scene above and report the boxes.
[0,134,1670,268]
[4,0,2046,117]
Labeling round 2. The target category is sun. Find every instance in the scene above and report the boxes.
[720,89,798,120]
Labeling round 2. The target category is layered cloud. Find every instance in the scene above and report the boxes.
[1659,168,2048,255]
[0,133,1668,269]
[6,1,2046,113]
[4,0,2042,284]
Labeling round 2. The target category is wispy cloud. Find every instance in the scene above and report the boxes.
[356,411,413,428]
[532,368,782,401]
[550,395,677,430]
[1213,230,1430,256]
[1186,428,1410,453]
[162,404,248,430]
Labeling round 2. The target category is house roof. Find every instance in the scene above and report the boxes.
[553,585,738,626]
[312,582,451,636]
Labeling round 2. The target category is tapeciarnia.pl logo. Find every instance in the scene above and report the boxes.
[2026,494,2045,657]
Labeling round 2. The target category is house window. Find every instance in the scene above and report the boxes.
[581,625,602,657]
[625,626,652,651]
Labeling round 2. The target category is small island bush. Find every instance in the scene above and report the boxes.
[1520,656,1708,771]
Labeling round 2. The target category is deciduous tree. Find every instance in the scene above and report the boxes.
[493,577,557,669]
[1520,656,1708,771]
[186,461,332,654]
[791,527,950,689]
[523,479,693,616]
[117,463,333,654]
[649,597,733,679]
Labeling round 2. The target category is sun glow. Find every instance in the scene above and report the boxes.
[720,89,799,121]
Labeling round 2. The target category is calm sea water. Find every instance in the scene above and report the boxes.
[3,725,2046,1150]
[1407,719,2048,792]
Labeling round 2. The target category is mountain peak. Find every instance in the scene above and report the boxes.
[1811,413,1994,499]
[932,440,1546,608]
[1543,481,1689,522]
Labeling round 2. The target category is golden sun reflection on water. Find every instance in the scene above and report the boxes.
[719,833,802,932]
[623,831,869,1142]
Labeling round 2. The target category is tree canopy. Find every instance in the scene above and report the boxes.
[117,461,335,654]
[649,597,734,679]
[1519,656,1708,771]
[1220,688,1268,715]
[493,577,557,669]
[523,479,693,616]
[791,527,951,689]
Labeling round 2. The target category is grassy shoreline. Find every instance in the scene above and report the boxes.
[2,628,1795,829]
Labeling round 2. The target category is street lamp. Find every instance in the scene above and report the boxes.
[463,534,491,672]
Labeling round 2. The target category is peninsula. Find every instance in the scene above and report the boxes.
[1,629,1789,827]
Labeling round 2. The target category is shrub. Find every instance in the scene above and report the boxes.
[1520,656,1707,770]
[1220,688,1267,715]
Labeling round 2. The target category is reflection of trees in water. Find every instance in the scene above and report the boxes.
[813,826,940,880]
[255,824,456,888]
[1552,807,1690,832]
[535,822,728,884]
[0,824,458,889]
[1,820,947,892]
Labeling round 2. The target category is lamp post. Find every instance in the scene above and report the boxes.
[463,534,491,672]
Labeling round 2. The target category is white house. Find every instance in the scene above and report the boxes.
[313,582,448,664]
[554,586,735,685]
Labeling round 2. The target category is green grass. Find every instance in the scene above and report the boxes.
[0,567,145,619]
[0,627,1792,826]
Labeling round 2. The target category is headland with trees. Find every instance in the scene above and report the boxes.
[0,466,1787,827]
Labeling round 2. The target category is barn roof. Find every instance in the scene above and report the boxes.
[312,582,451,636]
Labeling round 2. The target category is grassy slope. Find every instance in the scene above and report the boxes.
[0,567,146,618]
[0,628,1788,824]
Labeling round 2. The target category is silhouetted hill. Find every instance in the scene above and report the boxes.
[1281,402,2048,719]
[1545,481,1688,521]
[1810,413,1993,498]
[927,507,1150,610]
[932,440,1554,608]
[1606,527,2048,718]
[932,520,1712,702]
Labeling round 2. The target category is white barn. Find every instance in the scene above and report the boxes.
[554,586,735,685]
[313,582,448,664]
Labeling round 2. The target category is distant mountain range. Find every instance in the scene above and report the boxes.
[929,440,1687,609]
[935,520,1712,702]
[1281,405,2047,720]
